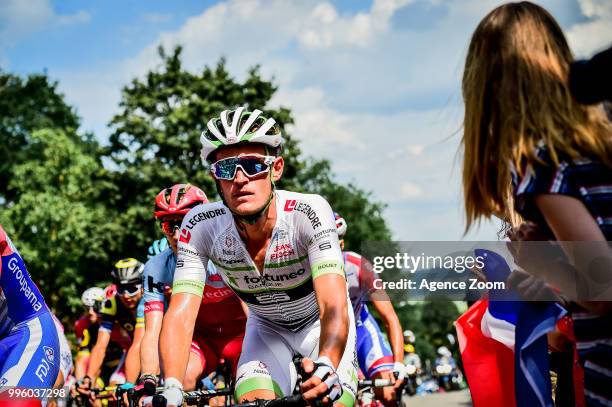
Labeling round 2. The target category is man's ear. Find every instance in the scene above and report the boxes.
[272,156,284,182]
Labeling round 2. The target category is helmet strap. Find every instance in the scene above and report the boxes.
[215,180,275,225]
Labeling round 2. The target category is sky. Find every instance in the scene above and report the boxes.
[1,0,610,241]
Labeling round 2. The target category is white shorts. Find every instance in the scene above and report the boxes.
[235,303,357,407]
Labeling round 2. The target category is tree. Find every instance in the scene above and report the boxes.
[105,46,391,254]
[0,129,117,317]
[0,72,81,204]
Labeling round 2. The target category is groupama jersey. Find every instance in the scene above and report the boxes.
[173,190,346,332]
[0,225,49,333]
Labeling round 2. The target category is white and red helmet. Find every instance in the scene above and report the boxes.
[200,107,283,162]
[334,212,347,237]
[154,184,208,219]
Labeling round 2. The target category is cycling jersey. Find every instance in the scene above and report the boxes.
[344,251,377,323]
[74,316,128,357]
[0,225,60,388]
[99,295,144,338]
[144,247,245,332]
[174,191,356,405]
[52,315,73,381]
[345,251,393,378]
[174,190,346,332]
[144,247,246,373]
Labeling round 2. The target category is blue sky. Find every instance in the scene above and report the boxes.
[1,0,610,241]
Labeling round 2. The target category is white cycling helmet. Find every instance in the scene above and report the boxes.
[200,106,283,162]
[437,346,452,357]
[81,287,105,307]
[403,329,416,344]
[334,213,347,237]
[112,258,144,285]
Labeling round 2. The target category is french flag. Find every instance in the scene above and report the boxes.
[455,249,566,407]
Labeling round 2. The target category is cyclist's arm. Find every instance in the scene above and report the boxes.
[313,274,349,367]
[86,329,111,383]
[370,299,404,363]
[363,257,404,363]
[125,324,145,383]
[74,350,90,380]
[141,310,163,376]
[159,293,201,382]
[306,195,349,367]
[160,227,208,385]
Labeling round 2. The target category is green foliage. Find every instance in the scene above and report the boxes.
[0,129,117,315]
[0,72,81,203]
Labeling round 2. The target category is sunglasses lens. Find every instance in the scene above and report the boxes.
[240,157,269,176]
[161,220,181,234]
[212,156,271,180]
[118,285,141,296]
[213,158,238,180]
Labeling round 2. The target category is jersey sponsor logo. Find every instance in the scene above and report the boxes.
[35,358,52,382]
[204,287,233,300]
[147,276,166,293]
[242,268,306,285]
[284,200,297,211]
[309,228,336,245]
[269,243,295,260]
[180,247,199,256]
[225,236,233,248]
[185,208,227,229]
[144,301,164,313]
[179,229,191,243]
[254,292,291,304]
[318,242,332,251]
[218,257,244,265]
[43,346,55,364]
[292,202,322,229]
[6,256,43,312]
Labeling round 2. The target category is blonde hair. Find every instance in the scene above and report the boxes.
[461,1,612,232]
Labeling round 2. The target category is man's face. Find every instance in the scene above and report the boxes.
[117,285,143,309]
[160,215,184,253]
[214,145,283,215]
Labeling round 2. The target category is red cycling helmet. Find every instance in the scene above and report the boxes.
[154,184,208,219]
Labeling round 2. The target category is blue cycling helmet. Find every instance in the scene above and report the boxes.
[147,238,169,258]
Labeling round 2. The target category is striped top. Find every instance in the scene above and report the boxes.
[513,147,612,406]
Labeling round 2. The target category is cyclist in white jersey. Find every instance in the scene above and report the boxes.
[159,107,357,407]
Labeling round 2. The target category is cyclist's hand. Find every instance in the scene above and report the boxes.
[300,356,343,405]
[392,362,406,390]
[158,377,183,407]
[76,376,92,397]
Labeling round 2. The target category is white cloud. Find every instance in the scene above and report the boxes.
[400,182,423,198]
[0,0,89,47]
[298,0,414,50]
[567,0,612,57]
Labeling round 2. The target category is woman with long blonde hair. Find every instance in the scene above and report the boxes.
[460,2,612,405]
